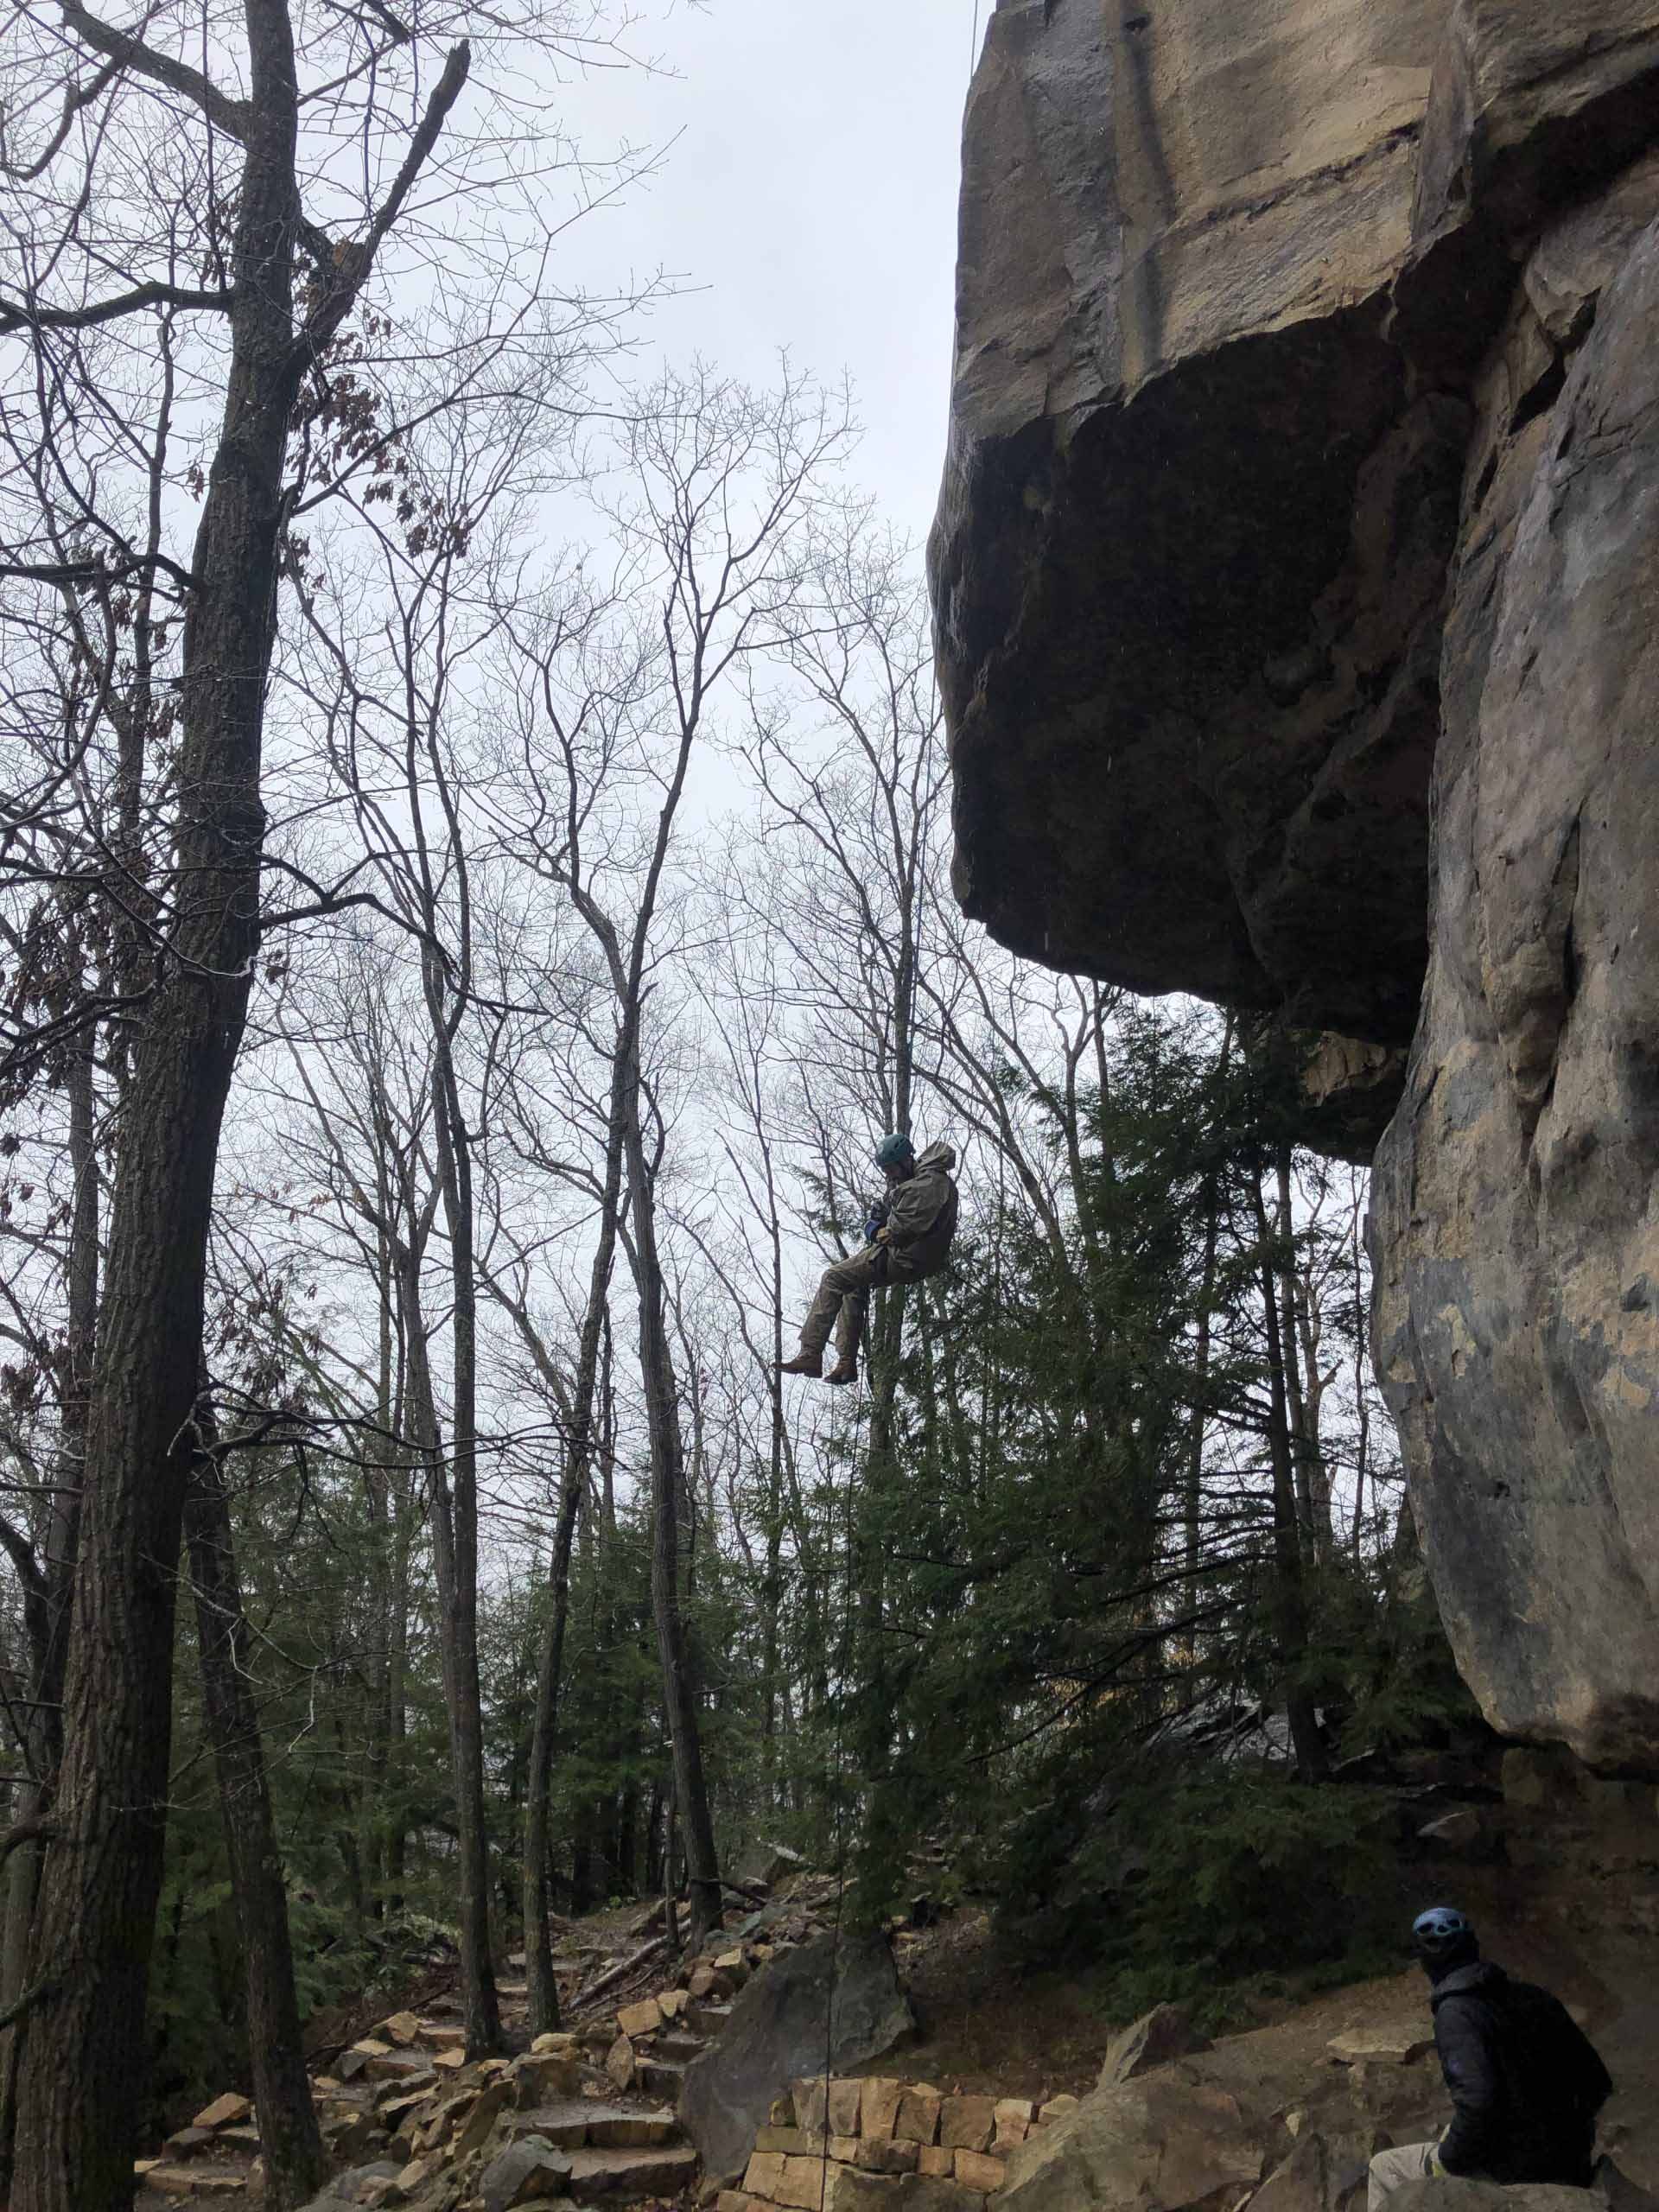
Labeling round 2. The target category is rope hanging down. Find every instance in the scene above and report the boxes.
[817,1368,869,2211]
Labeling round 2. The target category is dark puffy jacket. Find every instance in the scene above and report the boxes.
[881,1141,958,1281]
[1433,1961,1611,2185]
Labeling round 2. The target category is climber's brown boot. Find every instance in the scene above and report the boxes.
[825,1360,859,1387]
[779,1351,823,1378]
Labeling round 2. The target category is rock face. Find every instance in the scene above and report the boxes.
[932,0,1659,1768]
[999,2068,1268,2212]
[933,0,1459,1046]
[1371,181,1659,1771]
[679,1933,914,2185]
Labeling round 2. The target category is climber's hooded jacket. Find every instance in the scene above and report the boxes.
[1432,1960,1611,2184]
[880,1141,958,1281]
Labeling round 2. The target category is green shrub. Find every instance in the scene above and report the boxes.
[1003,1768,1408,2031]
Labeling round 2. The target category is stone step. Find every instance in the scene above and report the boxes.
[565,2142,699,2201]
[507,2107,592,2152]
[683,2001,732,2037]
[655,2030,707,2062]
[635,2056,686,2101]
[509,2101,679,2151]
[137,2162,252,2198]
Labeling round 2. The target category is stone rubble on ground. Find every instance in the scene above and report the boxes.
[717,2068,1088,2212]
[1326,2031,1433,2067]
[137,1856,841,2207]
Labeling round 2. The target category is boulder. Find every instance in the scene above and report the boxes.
[933,0,1659,1765]
[1098,2005,1211,2088]
[453,2080,510,2160]
[1415,1809,1487,1855]
[739,1842,807,1891]
[678,1932,915,2185]
[338,2042,392,2083]
[998,2069,1264,2212]
[192,2093,253,2133]
[1502,1746,1586,1812]
[1326,2031,1433,2066]
[479,2138,573,2212]
[804,2176,984,2212]
[1390,2183,1599,2212]
[164,2126,216,2158]
[565,2142,699,2201]
[512,2052,583,2107]
[1249,2131,1389,2212]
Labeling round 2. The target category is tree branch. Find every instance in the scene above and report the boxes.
[0,56,121,181]
[296,41,470,357]
[56,0,252,139]
[0,280,231,337]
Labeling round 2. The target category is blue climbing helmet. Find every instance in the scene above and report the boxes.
[874,1134,916,1173]
[1413,1904,1475,1959]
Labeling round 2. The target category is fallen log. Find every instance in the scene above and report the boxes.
[579,1934,668,2005]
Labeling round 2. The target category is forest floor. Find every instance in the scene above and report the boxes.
[137,1778,1659,2207]
[895,1903,1430,2106]
[892,1803,1659,2193]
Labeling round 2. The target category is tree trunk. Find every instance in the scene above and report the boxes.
[1185,1173,1220,1643]
[1274,1146,1331,1562]
[396,1233,501,2056]
[425,1006,501,2056]
[661,1773,680,1955]
[524,1062,626,2034]
[621,1052,721,1945]
[11,7,301,2191]
[0,1042,94,2187]
[184,1439,327,2210]
[1253,1179,1326,1784]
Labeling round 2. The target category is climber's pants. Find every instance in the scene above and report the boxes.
[1368,2145,1445,2212]
[798,1246,892,1363]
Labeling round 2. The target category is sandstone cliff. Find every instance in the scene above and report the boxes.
[931,1,1659,1770]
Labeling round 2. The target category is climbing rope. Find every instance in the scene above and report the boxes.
[817,1365,871,2209]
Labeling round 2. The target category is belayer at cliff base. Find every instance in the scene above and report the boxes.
[1368,1906,1612,2212]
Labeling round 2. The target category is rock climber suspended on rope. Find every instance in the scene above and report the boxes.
[779,1134,959,1386]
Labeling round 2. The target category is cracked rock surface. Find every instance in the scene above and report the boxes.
[933,0,1659,1764]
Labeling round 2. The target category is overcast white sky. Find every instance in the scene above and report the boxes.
[551,0,980,543]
